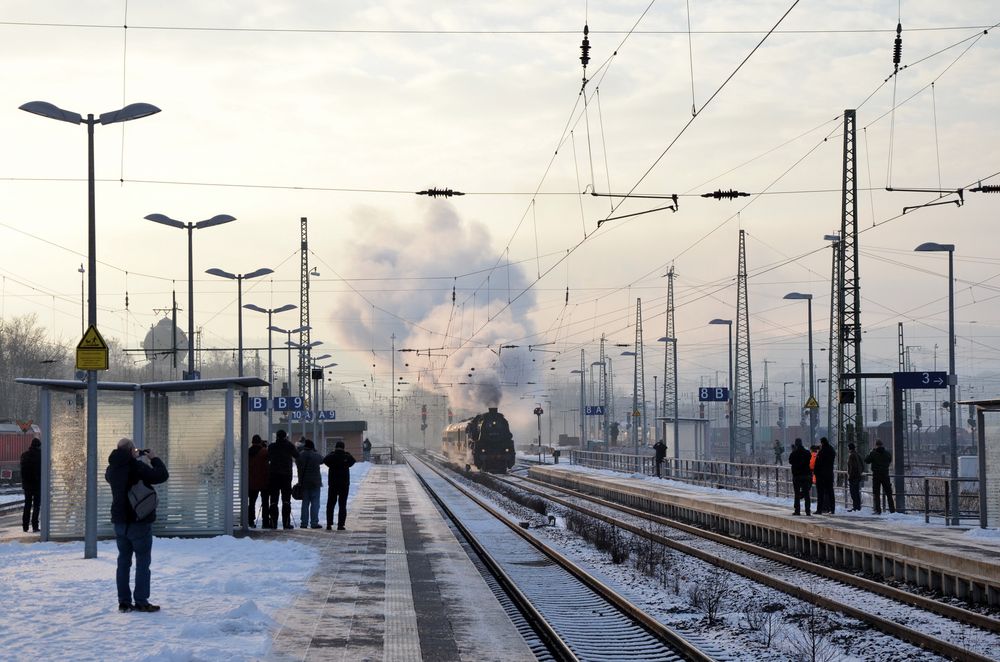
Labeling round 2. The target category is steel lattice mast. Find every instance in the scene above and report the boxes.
[735,229,755,458]
[827,232,841,460]
[600,333,609,444]
[633,298,646,449]
[662,267,678,452]
[837,109,865,458]
[298,217,311,408]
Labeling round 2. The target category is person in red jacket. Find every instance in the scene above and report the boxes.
[247,434,271,528]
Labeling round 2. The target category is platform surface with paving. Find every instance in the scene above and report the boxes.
[264,464,535,661]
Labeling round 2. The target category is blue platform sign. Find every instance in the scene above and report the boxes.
[248,396,268,412]
[894,371,948,390]
[698,387,729,402]
[585,405,606,416]
[273,396,305,411]
[291,410,336,421]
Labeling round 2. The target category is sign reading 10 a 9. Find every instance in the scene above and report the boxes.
[698,387,729,402]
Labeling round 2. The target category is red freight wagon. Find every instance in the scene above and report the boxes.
[0,422,38,483]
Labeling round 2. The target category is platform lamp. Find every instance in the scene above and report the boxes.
[783,292,816,445]
[20,99,161,560]
[708,319,735,461]
[620,350,639,459]
[307,353,331,446]
[205,267,273,377]
[269,326,312,396]
[914,241,958,524]
[146,213,237,379]
[288,340,325,438]
[243,303,296,442]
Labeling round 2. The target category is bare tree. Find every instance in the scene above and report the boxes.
[784,603,839,662]
[0,315,70,420]
[687,566,731,626]
[741,590,785,646]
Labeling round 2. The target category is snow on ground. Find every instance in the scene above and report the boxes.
[0,491,22,505]
[0,461,372,662]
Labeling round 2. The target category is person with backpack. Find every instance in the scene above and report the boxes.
[322,441,356,530]
[105,437,169,613]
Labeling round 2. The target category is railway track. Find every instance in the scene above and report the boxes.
[406,452,724,662]
[498,471,1000,662]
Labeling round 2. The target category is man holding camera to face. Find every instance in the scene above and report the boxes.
[105,437,169,613]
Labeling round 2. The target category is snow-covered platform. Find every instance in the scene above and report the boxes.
[264,464,536,661]
[530,464,1000,606]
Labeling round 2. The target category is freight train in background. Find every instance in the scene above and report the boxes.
[0,420,39,483]
[441,407,516,473]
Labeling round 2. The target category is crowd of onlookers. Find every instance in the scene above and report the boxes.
[247,430,360,531]
[783,436,895,516]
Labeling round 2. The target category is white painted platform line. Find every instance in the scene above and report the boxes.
[385,472,421,662]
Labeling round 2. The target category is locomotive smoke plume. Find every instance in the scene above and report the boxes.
[327,201,538,417]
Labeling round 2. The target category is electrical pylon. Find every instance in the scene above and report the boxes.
[298,217,311,407]
[837,109,865,459]
[826,232,841,462]
[735,230,755,457]
[599,333,609,444]
[633,298,646,447]
[662,267,677,449]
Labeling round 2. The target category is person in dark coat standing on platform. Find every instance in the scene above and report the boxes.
[362,437,372,462]
[247,434,271,528]
[323,441,356,530]
[788,438,812,516]
[773,439,783,466]
[20,438,41,532]
[846,442,864,511]
[865,439,896,514]
[296,439,323,529]
[105,438,169,613]
[652,439,667,478]
[267,429,299,529]
[814,437,836,514]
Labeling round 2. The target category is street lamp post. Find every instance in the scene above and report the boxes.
[243,303,296,442]
[915,242,958,524]
[307,354,331,447]
[571,368,586,449]
[20,99,160,560]
[288,340,324,438]
[77,263,85,336]
[784,293,816,444]
[145,213,237,379]
[269,325,312,396]
[709,319,735,461]
[621,350,639,460]
[205,267,273,376]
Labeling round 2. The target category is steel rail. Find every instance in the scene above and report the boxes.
[408,453,716,662]
[502,473,999,662]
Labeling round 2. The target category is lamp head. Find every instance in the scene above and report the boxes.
[19,101,82,124]
[144,213,185,229]
[195,214,236,230]
[205,268,236,280]
[243,267,274,280]
[657,336,676,342]
[708,318,732,326]
[783,292,812,300]
[268,325,288,333]
[823,234,840,242]
[99,103,161,125]
[914,242,955,253]
[272,304,296,314]
[242,303,267,314]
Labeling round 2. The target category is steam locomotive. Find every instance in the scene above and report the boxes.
[441,407,515,473]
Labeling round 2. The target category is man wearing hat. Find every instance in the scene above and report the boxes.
[267,429,299,529]
[322,441,356,530]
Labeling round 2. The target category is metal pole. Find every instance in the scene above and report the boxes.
[807,297,816,444]
[728,324,734,462]
[673,339,679,461]
[267,311,274,442]
[187,223,195,378]
[237,276,244,377]
[947,249,959,525]
[84,115,98,560]
[391,333,396,457]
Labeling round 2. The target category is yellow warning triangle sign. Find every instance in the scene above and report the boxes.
[633,409,642,417]
[804,396,820,409]
[78,325,109,351]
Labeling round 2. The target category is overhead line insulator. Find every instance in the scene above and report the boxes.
[416,188,465,198]
[971,182,1000,193]
[893,22,903,73]
[701,189,751,200]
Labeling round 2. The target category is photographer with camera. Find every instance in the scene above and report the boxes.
[105,438,169,613]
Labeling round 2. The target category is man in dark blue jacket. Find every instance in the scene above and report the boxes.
[105,437,169,613]
[323,441,356,530]
[20,438,41,532]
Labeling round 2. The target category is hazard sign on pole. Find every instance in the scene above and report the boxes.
[804,396,820,409]
[76,325,109,371]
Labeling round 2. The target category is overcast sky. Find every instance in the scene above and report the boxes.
[2,1,999,424]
